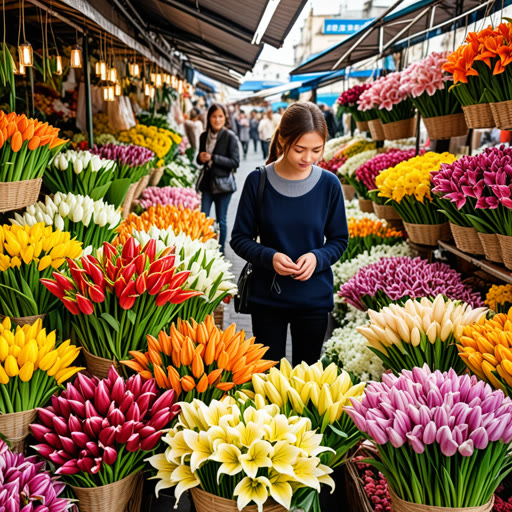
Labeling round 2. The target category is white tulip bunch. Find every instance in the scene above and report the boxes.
[131,227,237,318]
[11,192,122,250]
[46,149,117,199]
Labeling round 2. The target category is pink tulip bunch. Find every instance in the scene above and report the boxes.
[357,73,415,124]
[432,145,512,234]
[346,365,512,507]
[0,439,72,512]
[338,256,483,311]
[355,148,423,199]
[399,52,461,119]
[139,186,200,210]
[31,367,179,488]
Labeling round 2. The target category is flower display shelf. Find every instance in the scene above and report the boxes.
[439,241,512,285]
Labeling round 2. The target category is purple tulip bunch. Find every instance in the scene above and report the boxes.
[346,365,512,508]
[0,438,72,512]
[31,367,179,488]
[355,148,424,200]
[91,144,155,183]
[139,186,201,210]
[432,145,512,234]
[338,256,483,311]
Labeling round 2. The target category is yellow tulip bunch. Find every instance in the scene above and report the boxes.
[0,223,82,317]
[375,152,457,224]
[0,317,83,413]
[457,308,512,394]
[118,125,182,165]
[243,359,364,468]
[357,295,487,374]
[485,284,512,314]
[148,396,334,512]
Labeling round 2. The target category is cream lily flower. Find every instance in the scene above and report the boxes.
[264,414,297,444]
[239,440,273,478]
[211,443,243,482]
[292,457,322,492]
[183,430,214,472]
[267,471,294,510]
[233,476,271,512]
[165,430,193,464]
[171,464,201,504]
[269,441,301,477]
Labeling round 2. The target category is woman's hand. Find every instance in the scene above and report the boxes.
[199,152,212,163]
[273,252,300,276]
[293,253,317,281]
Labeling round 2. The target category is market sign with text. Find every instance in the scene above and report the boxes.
[323,19,373,35]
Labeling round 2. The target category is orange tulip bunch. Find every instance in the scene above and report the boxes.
[0,111,67,182]
[443,22,512,104]
[122,315,276,403]
[114,205,216,245]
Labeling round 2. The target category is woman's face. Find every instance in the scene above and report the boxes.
[284,131,324,173]
[209,108,226,132]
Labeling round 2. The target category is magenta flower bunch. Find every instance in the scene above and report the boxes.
[0,439,72,512]
[31,367,179,488]
[91,143,155,184]
[338,256,483,311]
[431,145,512,234]
[399,52,461,118]
[336,83,376,122]
[346,365,512,507]
[139,186,201,210]
[355,148,423,200]
[357,73,415,124]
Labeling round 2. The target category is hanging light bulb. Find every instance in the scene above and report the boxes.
[155,73,162,88]
[18,42,33,67]
[163,73,170,85]
[178,80,184,94]
[13,60,26,76]
[133,63,140,76]
[104,85,115,102]
[144,82,151,96]
[96,60,105,76]
[70,45,82,68]
[115,82,122,96]
[150,72,156,84]
[54,56,63,75]
[100,62,107,80]
[171,75,178,89]
[109,67,117,82]
[149,86,155,99]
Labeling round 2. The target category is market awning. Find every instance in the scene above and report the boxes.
[194,72,218,94]
[239,80,286,92]
[291,0,512,75]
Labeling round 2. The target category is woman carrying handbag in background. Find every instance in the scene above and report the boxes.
[196,103,240,252]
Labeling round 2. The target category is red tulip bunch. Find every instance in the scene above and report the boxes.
[41,237,202,360]
[31,367,179,487]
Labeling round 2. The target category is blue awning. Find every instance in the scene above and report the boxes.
[194,71,218,94]
[239,80,286,91]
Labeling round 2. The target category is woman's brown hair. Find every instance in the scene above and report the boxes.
[266,102,328,165]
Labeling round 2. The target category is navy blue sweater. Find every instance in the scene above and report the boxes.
[230,169,348,312]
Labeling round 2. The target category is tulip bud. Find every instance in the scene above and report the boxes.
[126,433,140,452]
[73,159,83,174]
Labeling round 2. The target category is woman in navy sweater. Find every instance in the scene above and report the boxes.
[230,102,348,365]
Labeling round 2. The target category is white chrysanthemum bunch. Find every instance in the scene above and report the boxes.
[338,149,377,178]
[344,199,378,222]
[323,134,355,162]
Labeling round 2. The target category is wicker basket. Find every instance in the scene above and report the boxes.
[0,313,46,327]
[149,167,165,187]
[462,103,495,129]
[122,182,138,218]
[70,471,142,512]
[358,198,374,213]
[82,348,119,380]
[373,202,401,221]
[423,113,468,140]
[382,117,416,140]
[345,458,375,512]
[356,120,370,132]
[403,222,451,246]
[368,119,385,141]
[478,232,503,263]
[0,409,37,453]
[342,183,356,201]
[390,489,494,512]
[133,174,150,200]
[450,223,485,255]
[490,100,512,130]
[0,178,42,213]
[191,488,286,512]
[497,234,512,270]
[213,304,224,329]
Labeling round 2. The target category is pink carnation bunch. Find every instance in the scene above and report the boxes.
[139,186,201,210]
[400,52,451,98]
[337,84,372,107]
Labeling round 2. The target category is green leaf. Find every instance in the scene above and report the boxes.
[89,183,114,201]
[104,178,132,207]
[127,309,137,324]
[328,423,348,437]
[100,312,120,333]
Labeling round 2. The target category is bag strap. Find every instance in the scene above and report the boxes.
[255,165,267,239]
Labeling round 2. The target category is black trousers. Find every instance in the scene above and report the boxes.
[251,305,329,366]
[241,140,249,157]
[261,140,270,159]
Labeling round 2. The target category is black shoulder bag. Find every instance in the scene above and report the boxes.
[234,166,267,314]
